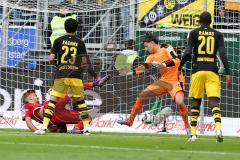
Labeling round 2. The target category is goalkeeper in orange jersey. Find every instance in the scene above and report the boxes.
[118,33,191,136]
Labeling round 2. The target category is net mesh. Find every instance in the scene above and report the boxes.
[0,0,239,129]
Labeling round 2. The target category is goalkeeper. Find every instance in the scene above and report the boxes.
[118,33,190,136]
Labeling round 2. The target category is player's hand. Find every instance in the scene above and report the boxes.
[226,75,232,88]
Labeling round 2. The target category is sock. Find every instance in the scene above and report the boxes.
[43,100,57,128]
[178,105,190,130]
[191,106,200,136]
[128,98,144,122]
[74,121,84,130]
[211,106,221,131]
[73,99,90,128]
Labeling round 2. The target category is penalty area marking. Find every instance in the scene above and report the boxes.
[0,141,240,156]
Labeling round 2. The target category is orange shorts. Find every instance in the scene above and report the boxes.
[146,79,184,100]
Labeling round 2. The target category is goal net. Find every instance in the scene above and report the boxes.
[0,0,239,135]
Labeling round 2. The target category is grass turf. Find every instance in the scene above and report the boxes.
[0,129,239,160]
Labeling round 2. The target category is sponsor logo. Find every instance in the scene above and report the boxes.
[164,0,176,10]
[148,11,157,22]
[90,117,117,128]
[144,16,149,24]
[176,0,189,5]
[171,12,200,27]
[157,5,165,18]
[158,36,181,41]
[0,115,20,126]
[224,37,238,42]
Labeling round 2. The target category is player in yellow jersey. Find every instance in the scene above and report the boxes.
[178,11,232,142]
[35,18,99,135]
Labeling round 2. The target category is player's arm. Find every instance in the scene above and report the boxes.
[218,33,231,75]
[218,33,232,87]
[80,42,99,79]
[85,55,99,79]
[49,38,58,64]
[134,61,167,75]
[178,31,194,71]
[161,44,181,68]
[49,53,56,64]
[134,63,150,75]
[25,117,38,132]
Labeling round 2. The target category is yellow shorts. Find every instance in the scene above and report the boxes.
[189,71,220,99]
[147,79,184,100]
[51,78,84,98]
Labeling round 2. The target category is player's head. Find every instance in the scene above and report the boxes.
[124,39,135,50]
[199,11,212,26]
[59,2,70,15]
[65,18,78,33]
[22,89,38,104]
[143,32,159,53]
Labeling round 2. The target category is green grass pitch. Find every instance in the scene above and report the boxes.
[0,129,239,160]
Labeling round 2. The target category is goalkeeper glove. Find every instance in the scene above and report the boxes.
[93,75,110,87]
[151,61,166,68]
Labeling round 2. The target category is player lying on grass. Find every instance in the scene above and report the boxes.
[117,33,191,136]
[22,76,110,134]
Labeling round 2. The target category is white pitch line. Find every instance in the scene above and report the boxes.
[0,132,239,141]
[0,141,240,156]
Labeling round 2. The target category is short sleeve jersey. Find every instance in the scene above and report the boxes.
[51,35,88,78]
[188,26,225,74]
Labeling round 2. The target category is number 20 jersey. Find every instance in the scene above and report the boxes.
[188,26,225,74]
[51,35,87,79]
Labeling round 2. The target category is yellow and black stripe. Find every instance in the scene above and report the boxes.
[43,100,57,127]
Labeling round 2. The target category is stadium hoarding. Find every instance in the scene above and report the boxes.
[1,112,240,137]
[0,26,36,68]
[138,0,214,28]
[224,1,240,11]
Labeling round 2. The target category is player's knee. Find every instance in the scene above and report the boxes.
[209,97,220,107]
[175,98,185,107]
[138,90,153,100]
[138,93,146,100]
[192,98,202,107]
[191,105,200,110]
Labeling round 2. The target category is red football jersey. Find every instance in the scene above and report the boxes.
[22,103,43,123]
[23,96,80,124]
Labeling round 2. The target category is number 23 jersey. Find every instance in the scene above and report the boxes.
[51,35,87,78]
